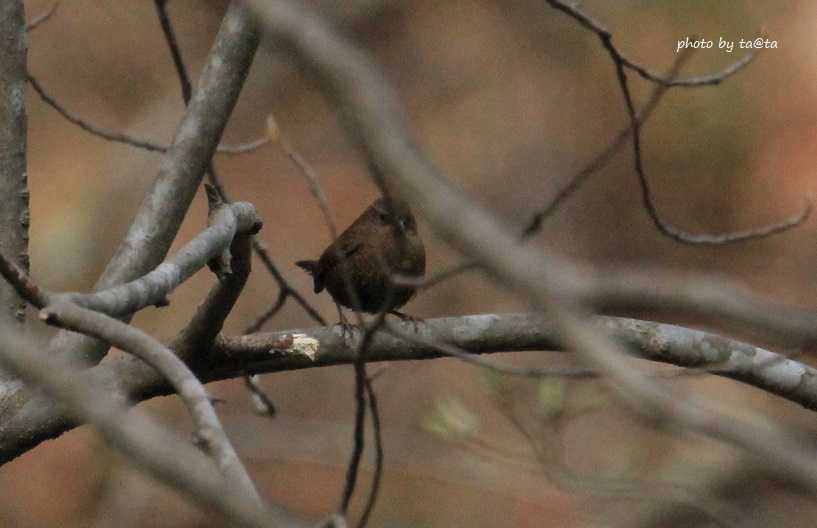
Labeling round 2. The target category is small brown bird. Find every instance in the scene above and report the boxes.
[296,197,426,326]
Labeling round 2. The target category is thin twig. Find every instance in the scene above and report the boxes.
[151,0,325,329]
[543,0,755,88]
[27,74,167,152]
[545,0,812,245]
[522,46,696,237]
[29,73,268,156]
[244,374,277,416]
[340,353,367,513]
[339,304,390,515]
[357,375,383,528]
[26,1,60,31]
[218,137,270,154]
[153,0,192,102]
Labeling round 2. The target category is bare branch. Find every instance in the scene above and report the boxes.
[56,200,261,317]
[39,301,263,503]
[0,0,30,327]
[357,375,383,528]
[0,331,302,528]
[524,47,695,236]
[26,1,60,31]
[27,74,167,152]
[0,245,264,504]
[545,0,811,245]
[47,1,260,367]
[218,136,270,154]
[173,203,255,356]
[1,312,817,464]
[0,248,47,307]
[247,0,817,346]
[543,0,756,87]
[151,0,324,330]
[246,0,817,495]
[29,73,269,155]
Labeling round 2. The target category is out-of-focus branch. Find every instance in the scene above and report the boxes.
[247,0,817,346]
[0,0,29,328]
[26,1,59,31]
[244,0,817,495]
[0,225,262,504]
[0,312,816,464]
[415,49,697,289]
[40,301,262,501]
[0,332,302,528]
[47,1,259,367]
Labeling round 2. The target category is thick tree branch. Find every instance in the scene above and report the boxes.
[56,200,261,318]
[39,301,263,505]
[49,1,259,367]
[0,0,29,328]
[0,331,302,528]
[245,0,817,495]
[0,217,263,504]
[246,0,817,347]
[1,313,816,464]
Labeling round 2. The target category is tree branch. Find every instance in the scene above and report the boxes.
[0,0,29,328]
[0,331,302,528]
[39,301,263,505]
[0,313,815,464]
[244,0,817,495]
[47,1,259,367]
[56,200,261,318]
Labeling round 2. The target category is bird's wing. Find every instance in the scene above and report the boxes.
[314,240,362,292]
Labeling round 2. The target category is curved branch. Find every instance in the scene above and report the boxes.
[47,1,260,367]
[57,201,261,317]
[26,1,60,31]
[40,301,262,502]
[244,0,817,496]
[0,313,815,465]
[544,0,811,245]
[0,331,301,528]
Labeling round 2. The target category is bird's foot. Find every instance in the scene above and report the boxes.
[389,310,424,332]
[334,308,360,341]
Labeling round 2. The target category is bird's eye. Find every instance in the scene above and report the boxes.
[378,211,390,223]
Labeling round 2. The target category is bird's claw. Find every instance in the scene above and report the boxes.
[390,310,424,332]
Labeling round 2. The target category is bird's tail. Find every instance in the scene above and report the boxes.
[295,260,323,293]
[295,260,317,274]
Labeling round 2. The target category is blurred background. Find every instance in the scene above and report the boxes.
[10,0,817,526]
